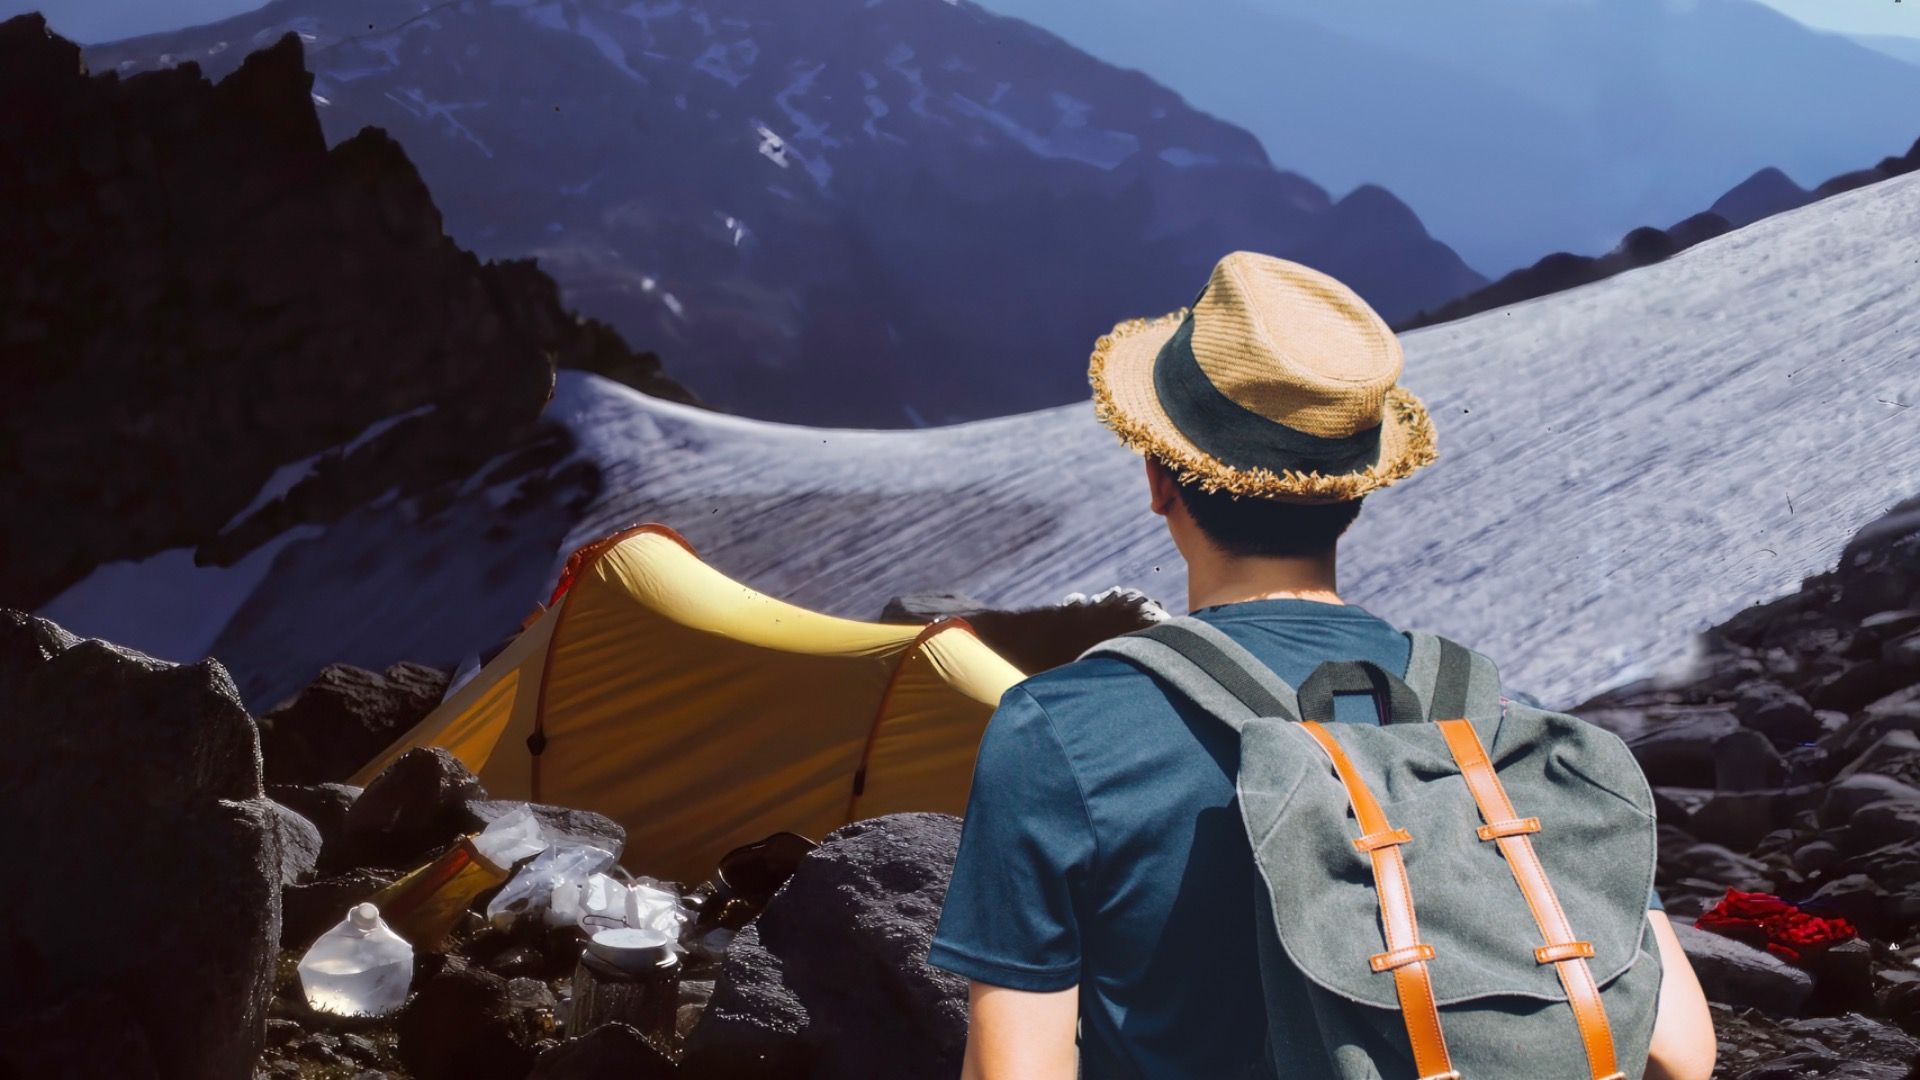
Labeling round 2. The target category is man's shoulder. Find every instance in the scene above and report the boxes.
[1007,650,1164,722]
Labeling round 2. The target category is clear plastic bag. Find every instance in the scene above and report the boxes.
[485,843,619,928]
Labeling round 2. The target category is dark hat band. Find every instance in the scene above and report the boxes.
[1151,312,1384,478]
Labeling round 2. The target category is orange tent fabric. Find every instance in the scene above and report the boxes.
[351,524,1024,882]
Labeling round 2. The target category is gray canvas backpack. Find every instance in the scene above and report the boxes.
[1082,618,1662,1080]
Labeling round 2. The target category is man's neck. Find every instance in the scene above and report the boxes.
[1185,554,1342,612]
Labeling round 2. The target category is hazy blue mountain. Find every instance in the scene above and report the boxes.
[1850,32,1920,67]
[86,0,1481,426]
[978,0,1920,275]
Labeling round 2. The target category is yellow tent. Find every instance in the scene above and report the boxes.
[351,524,1025,882]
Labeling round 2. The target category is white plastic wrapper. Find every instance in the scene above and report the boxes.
[471,806,547,869]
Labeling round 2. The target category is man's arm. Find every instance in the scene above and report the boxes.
[960,982,1079,1080]
[1643,910,1716,1080]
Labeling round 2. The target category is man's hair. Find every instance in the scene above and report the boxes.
[1173,473,1364,559]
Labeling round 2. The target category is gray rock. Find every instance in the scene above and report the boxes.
[1845,799,1920,854]
[1733,680,1822,746]
[1792,839,1842,874]
[1835,729,1920,787]
[1627,709,1742,788]
[1820,773,1920,827]
[269,800,324,885]
[397,960,544,1080]
[1670,842,1774,890]
[1689,789,1818,851]
[1673,922,1814,1014]
[268,781,361,866]
[1715,727,1788,790]
[259,662,450,786]
[282,868,397,949]
[1777,1013,1920,1070]
[685,813,967,1079]
[1859,608,1920,640]
[343,747,485,870]
[0,611,280,1080]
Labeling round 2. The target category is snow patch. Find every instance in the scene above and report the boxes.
[1157,147,1217,168]
[383,87,495,159]
[38,526,323,667]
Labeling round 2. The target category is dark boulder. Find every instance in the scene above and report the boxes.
[1689,789,1817,853]
[0,611,280,1079]
[685,813,967,1079]
[282,868,397,950]
[1820,774,1920,827]
[269,800,325,886]
[341,747,485,870]
[396,960,550,1080]
[1627,708,1742,787]
[1845,800,1920,855]
[1674,922,1813,1014]
[1733,681,1822,747]
[268,781,361,861]
[260,662,449,785]
[1715,727,1788,791]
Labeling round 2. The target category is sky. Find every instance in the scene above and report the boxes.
[3,0,1919,44]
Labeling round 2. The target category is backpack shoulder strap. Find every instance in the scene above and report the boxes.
[1402,629,1504,721]
[1078,617,1301,731]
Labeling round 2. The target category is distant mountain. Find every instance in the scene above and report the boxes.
[1850,32,1920,68]
[1399,135,1920,330]
[86,0,1482,427]
[977,0,1920,277]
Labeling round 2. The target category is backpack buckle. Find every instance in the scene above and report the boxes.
[1534,940,1596,964]
[1351,827,1412,853]
[1369,942,1436,972]
[1475,816,1540,841]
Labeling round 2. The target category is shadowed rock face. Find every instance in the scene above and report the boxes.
[686,813,968,1078]
[0,610,283,1080]
[85,0,1483,426]
[0,15,689,611]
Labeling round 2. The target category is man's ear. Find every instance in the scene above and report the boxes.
[1145,456,1181,518]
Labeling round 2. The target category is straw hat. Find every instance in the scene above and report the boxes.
[1090,251,1437,503]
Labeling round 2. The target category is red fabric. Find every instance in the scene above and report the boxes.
[1694,887,1857,961]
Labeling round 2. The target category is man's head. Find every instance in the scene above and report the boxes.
[1089,252,1436,506]
[1144,455,1363,562]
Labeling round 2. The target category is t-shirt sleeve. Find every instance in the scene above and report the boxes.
[928,685,1096,992]
[1648,887,1664,911]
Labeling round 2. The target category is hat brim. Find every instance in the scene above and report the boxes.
[1090,308,1438,503]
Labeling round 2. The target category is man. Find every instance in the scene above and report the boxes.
[927,252,1716,1078]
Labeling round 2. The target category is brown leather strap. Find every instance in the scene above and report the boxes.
[1436,719,1624,1080]
[1298,721,1456,1080]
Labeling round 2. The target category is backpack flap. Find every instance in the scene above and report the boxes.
[1235,701,1659,1011]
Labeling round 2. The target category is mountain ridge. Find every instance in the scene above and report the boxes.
[85,0,1483,426]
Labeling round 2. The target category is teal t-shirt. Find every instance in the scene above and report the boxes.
[928,598,1659,1078]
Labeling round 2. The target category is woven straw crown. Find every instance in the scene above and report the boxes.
[1089,251,1436,502]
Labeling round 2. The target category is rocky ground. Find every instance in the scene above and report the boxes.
[1569,494,1920,1077]
[4,492,1918,1078]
